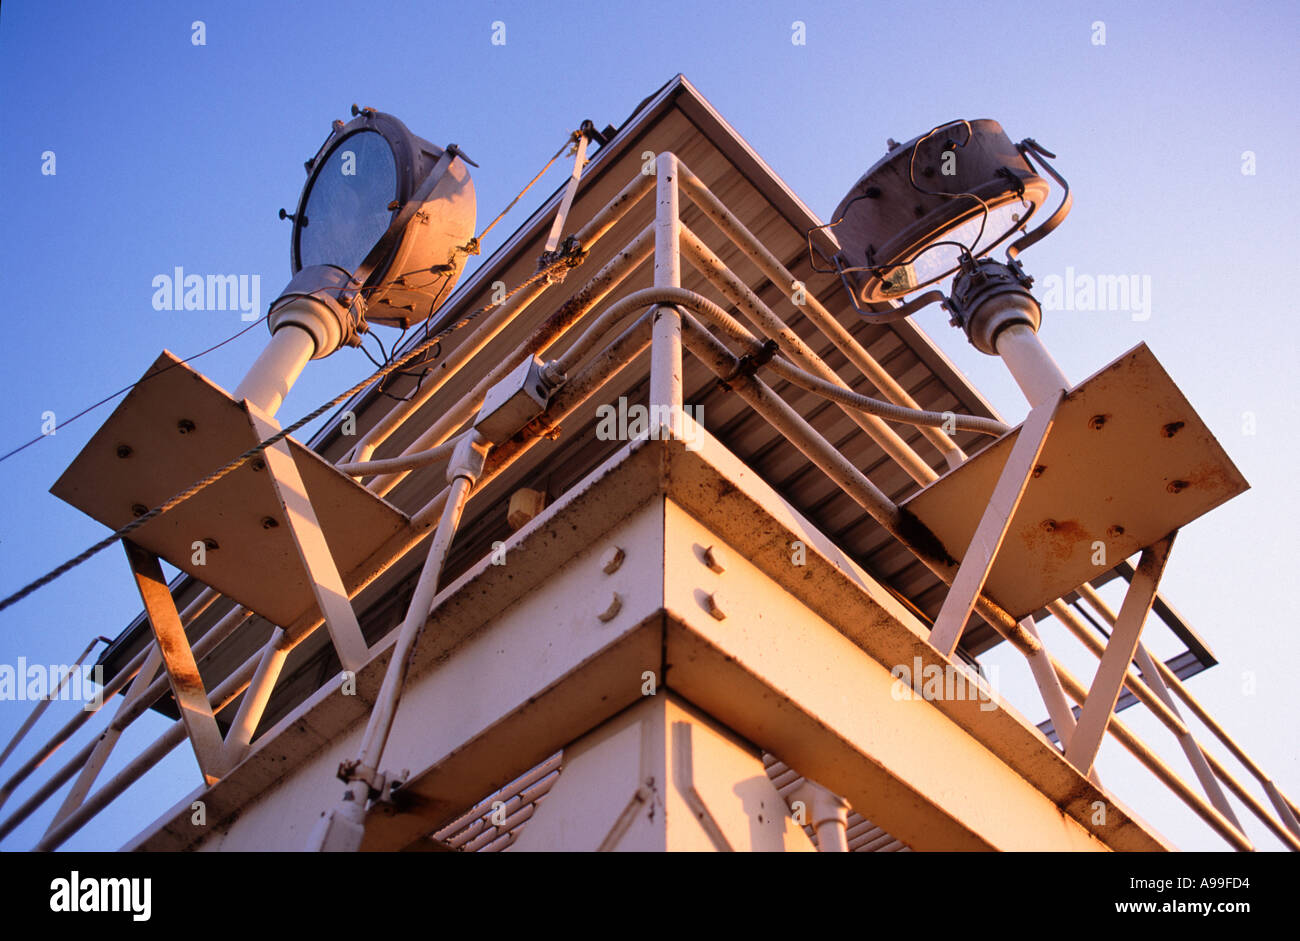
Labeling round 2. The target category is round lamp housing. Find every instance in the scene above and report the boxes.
[288,109,476,329]
[832,119,1048,306]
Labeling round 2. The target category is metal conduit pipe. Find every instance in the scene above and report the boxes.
[764,357,1009,437]
[494,314,656,467]
[346,170,655,465]
[348,277,552,466]
[336,433,466,479]
[678,312,1039,653]
[679,225,950,477]
[674,161,966,466]
[368,226,656,496]
[570,286,1007,438]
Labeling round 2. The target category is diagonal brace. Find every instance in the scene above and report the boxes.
[247,406,369,672]
[123,541,227,785]
[1064,533,1176,776]
[929,392,1060,657]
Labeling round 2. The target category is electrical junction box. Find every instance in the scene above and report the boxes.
[474,355,552,444]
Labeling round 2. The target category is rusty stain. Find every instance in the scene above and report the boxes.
[1183,461,1242,496]
[1021,518,1088,567]
[896,507,957,568]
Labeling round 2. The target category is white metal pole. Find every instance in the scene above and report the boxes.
[650,152,683,426]
[233,323,317,418]
[994,322,1070,406]
[792,779,850,852]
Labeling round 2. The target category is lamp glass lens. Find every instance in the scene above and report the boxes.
[905,199,1029,288]
[300,130,398,273]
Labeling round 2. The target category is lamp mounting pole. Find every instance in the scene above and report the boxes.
[944,256,1070,407]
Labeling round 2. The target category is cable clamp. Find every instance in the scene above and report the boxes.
[717,339,779,392]
[536,235,586,282]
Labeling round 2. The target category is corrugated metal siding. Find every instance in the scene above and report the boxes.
[428,751,908,852]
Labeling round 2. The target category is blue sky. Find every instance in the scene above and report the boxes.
[0,1,1296,850]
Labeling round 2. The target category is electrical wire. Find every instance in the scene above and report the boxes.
[0,256,578,615]
[0,315,270,466]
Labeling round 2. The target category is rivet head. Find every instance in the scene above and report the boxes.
[131,504,149,517]
[250,458,266,472]
[1107,525,1125,539]
[177,419,196,435]
[600,545,625,575]
[1166,479,1189,494]
[704,592,726,621]
[597,592,622,623]
[116,444,133,459]
[1032,464,1046,479]
[1162,421,1185,438]
[203,538,219,551]
[261,516,279,530]
[1088,414,1108,431]
[1040,519,1057,533]
[701,545,725,573]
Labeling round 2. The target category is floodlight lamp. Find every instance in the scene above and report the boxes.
[828,119,1071,328]
[269,106,477,360]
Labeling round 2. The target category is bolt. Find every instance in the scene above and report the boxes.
[1032,464,1046,479]
[131,504,148,517]
[600,545,625,575]
[704,592,726,621]
[1040,519,1057,533]
[701,545,725,573]
[116,444,133,459]
[177,419,196,435]
[1166,479,1189,494]
[1162,421,1185,438]
[597,592,622,623]
[250,458,265,472]
[1088,414,1107,431]
[261,516,279,530]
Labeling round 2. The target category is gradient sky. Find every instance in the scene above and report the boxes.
[0,0,1296,851]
